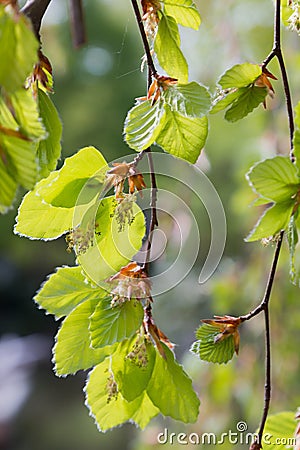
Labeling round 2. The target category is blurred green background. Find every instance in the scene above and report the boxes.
[1,0,300,449]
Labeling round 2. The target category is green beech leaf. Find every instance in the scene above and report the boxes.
[0,156,18,213]
[191,324,235,364]
[210,89,242,114]
[124,99,166,152]
[34,265,108,319]
[36,89,62,178]
[77,196,146,282]
[224,86,267,122]
[246,200,295,242]
[155,14,188,83]
[219,63,262,89]
[163,0,201,30]
[147,344,200,423]
[295,101,300,128]
[294,129,300,173]
[0,6,39,92]
[155,105,208,163]
[247,156,299,202]
[0,97,37,189]
[10,87,47,141]
[163,82,211,118]
[37,146,107,208]
[85,358,159,431]
[14,172,79,239]
[112,337,156,402]
[53,299,116,376]
[262,412,297,450]
[90,298,144,348]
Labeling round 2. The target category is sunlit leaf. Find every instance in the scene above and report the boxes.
[10,87,47,141]
[36,89,62,178]
[287,216,298,284]
[0,5,39,92]
[124,99,166,152]
[224,86,267,122]
[246,156,299,202]
[37,146,107,208]
[163,81,211,118]
[246,200,295,242]
[155,105,208,163]
[85,358,159,431]
[219,63,262,89]
[77,196,146,282]
[163,0,201,30]
[191,324,236,364]
[90,298,144,348]
[34,265,107,319]
[53,298,116,376]
[210,89,242,114]
[294,129,300,173]
[112,337,156,402]
[262,411,297,450]
[147,344,200,423]
[155,14,188,83]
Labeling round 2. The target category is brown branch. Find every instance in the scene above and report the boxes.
[21,0,52,37]
[69,0,86,48]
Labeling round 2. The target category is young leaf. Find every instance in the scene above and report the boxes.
[163,81,211,118]
[154,14,188,83]
[36,89,62,178]
[89,298,144,348]
[147,344,200,423]
[224,86,267,122]
[34,265,108,319]
[294,129,300,173]
[262,411,297,450]
[37,146,107,208]
[191,323,236,364]
[163,0,201,30]
[85,358,159,431]
[155,105,208,163]
[124,99,166,152]
[219,63,262,89]
[210,89,242,114]
[53,298,116,376]
[247,156,299,202]
[112,337,156,402]
[77,196,146,282]
[0,5,39,92]
[10,87,47,141]
[246,200,295,242]
[0,156,18,213]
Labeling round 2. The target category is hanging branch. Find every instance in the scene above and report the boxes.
[21,0,52,37]
[241,1,295,447]
[130,0,159,274]
[69,0,86,48]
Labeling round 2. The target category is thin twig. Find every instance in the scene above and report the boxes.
[21,0,52,37]
[69,0,86,48]
[130,0,157,77]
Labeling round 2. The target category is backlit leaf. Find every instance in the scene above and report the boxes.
[163,81,211,118]
[155,14,188,83]
[85,358,159,431]
[287,216,298,284]
[210,89,242,114]
[156,105,208,163]
[0,156,18,213]
[163,0,201,30]
[90,298,144,348]
[34,265,107,319]
[124,99,166,152]
[219,63,262,89]
[0,5,39,92]
[246,200,295,242]
[246,156,299,202]
[36,89,62,178]
[191,324,235,364]
[262,411,297,450]
[224,86,267,122]
[147,344,200,423]
[53,298,115,376]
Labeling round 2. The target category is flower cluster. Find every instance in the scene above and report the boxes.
[288,1,300,34]
[65,223,94,255]
[126,334,150,368]
[106,372,118,404]
[141,0,161,39]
